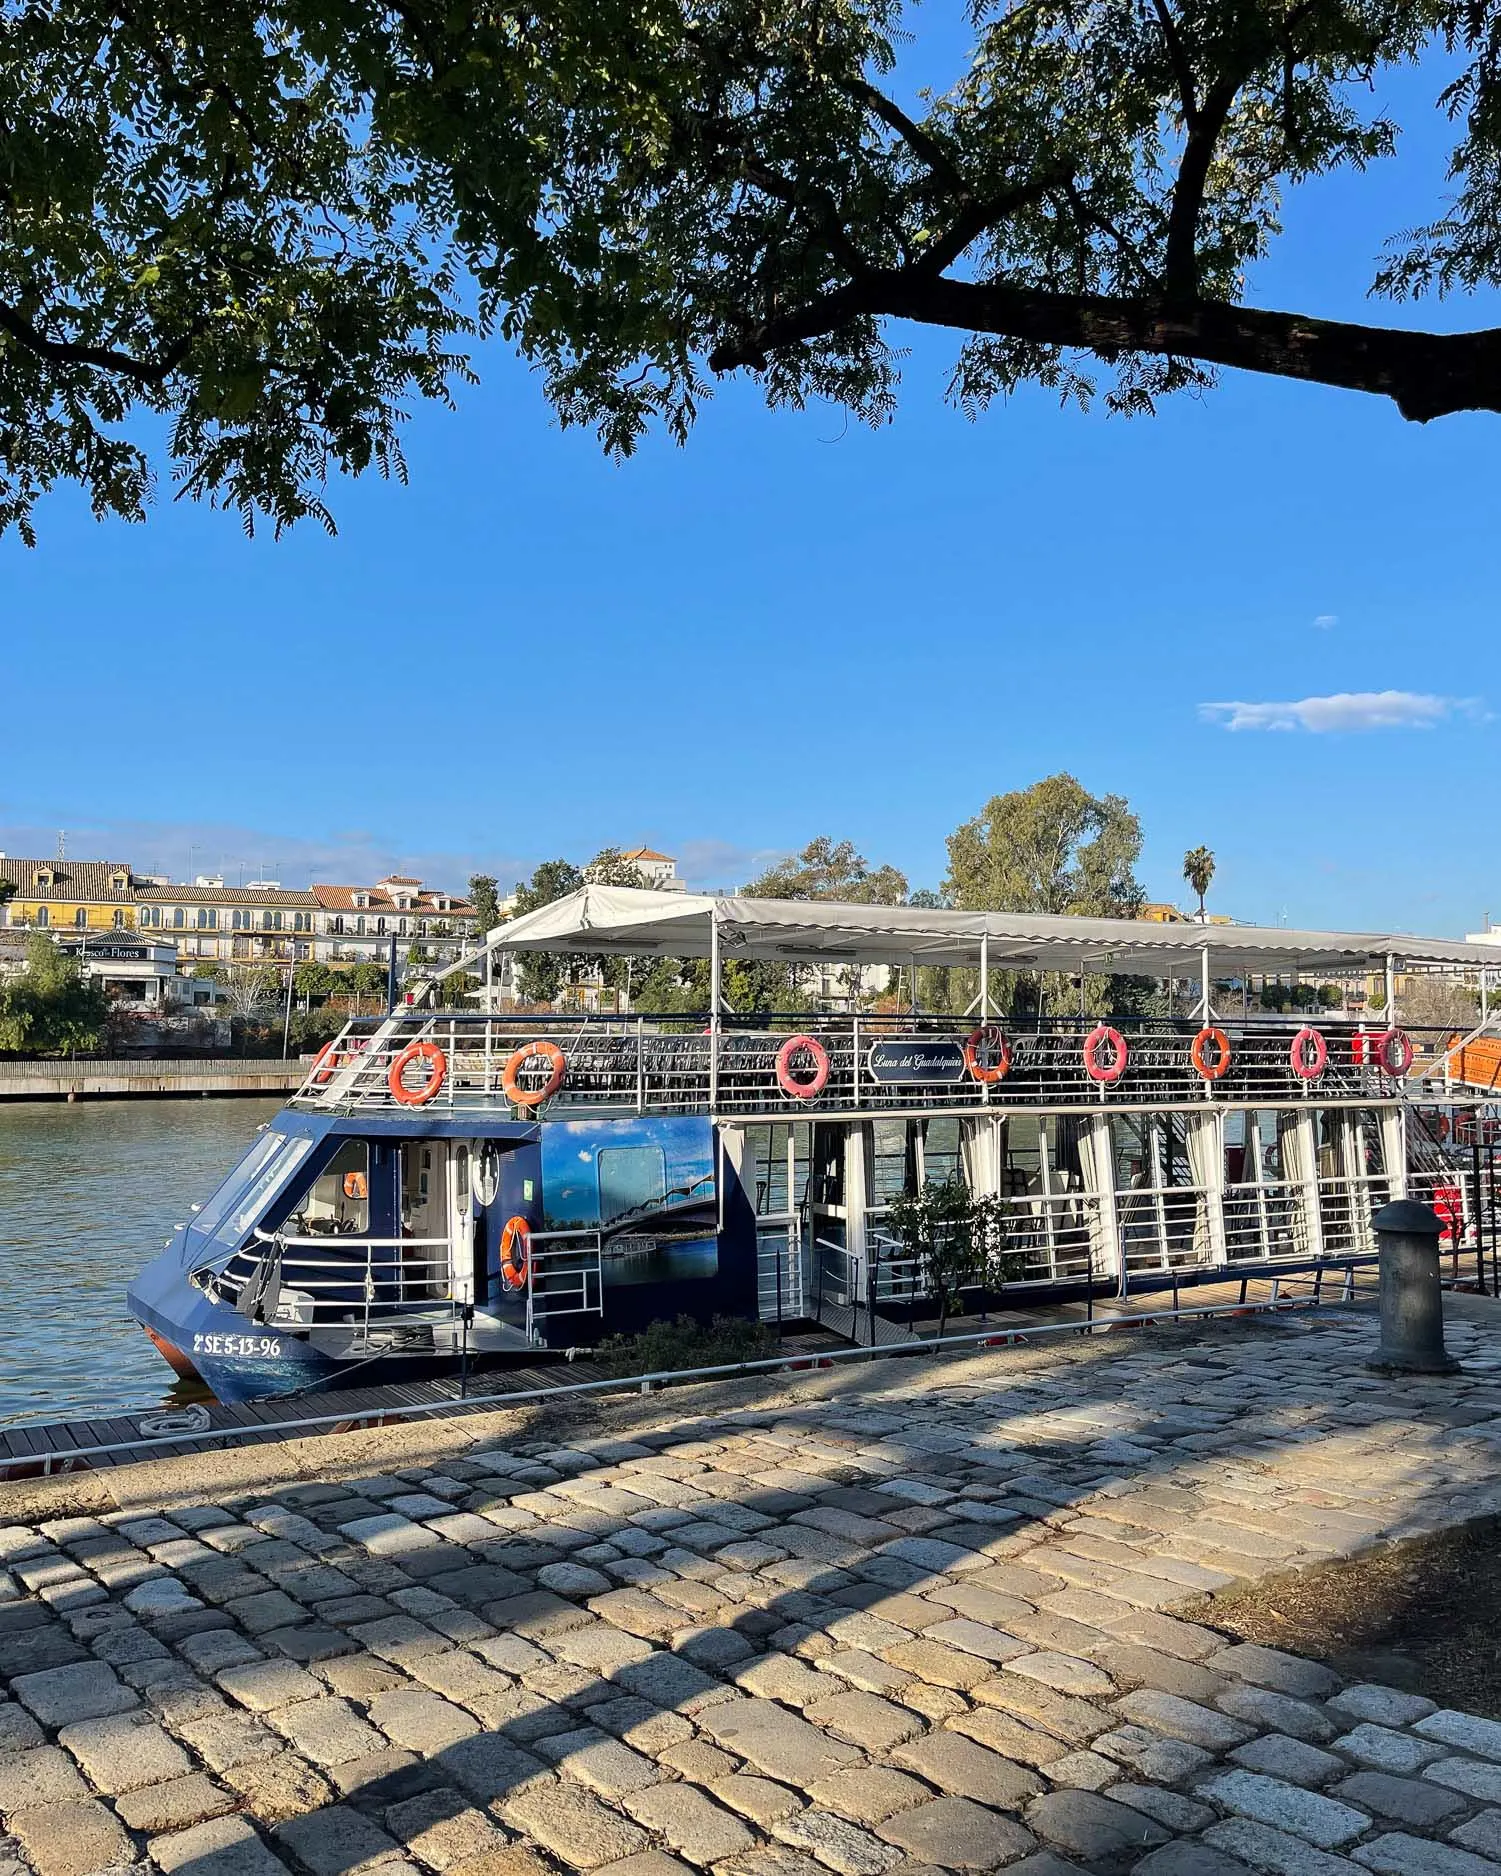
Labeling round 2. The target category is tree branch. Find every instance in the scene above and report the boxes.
[707,272,1501,422]
[0,301,187,386]
[919,168,1075,274]
[1152,0,1199,128]
[1160,0,1336,299]
[840,78,967,194]
[739,162,868,274]
[1163,72,1241,298]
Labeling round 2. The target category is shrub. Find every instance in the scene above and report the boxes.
[595,1314,781,1379]
[886,1177,1027,1332]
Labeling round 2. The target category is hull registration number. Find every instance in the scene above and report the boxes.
[192,1332,282,1359]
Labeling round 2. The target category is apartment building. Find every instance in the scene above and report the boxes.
[0,855,477,972]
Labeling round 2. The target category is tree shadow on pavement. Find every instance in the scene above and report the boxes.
[8,1303,1501,1876]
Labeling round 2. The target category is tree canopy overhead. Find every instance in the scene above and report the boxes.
[946,773,1146,918]
[742,837,908,906]
[7,0,1501,538]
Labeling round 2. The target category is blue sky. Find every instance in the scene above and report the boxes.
[2,28,1497,936]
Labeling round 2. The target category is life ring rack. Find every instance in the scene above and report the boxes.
[388,1039,447,1106]
[499,1215,530,1290]
[502,1040,567,1108]
[964,1026,1012,1085]
[1290,1026,1328,1081]
[310,1040,342,1087]
[775,1034,830,1101]
[1190,1026,1232,1081]
[1083,1024,1128,1084]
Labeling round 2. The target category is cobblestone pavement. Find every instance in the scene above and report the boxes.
[7,1308,1501,1876]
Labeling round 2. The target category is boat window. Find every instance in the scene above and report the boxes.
[293,1140,371,1236]
[191,1131,296,1243]
[741,1123,811,1217]
[870,1120,911,1204]
[918,1117,964,1187]
[1004,1117,1046,1197]
[207,1134,313,1248]
[599,1146,666,1225]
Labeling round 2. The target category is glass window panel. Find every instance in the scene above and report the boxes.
[598,1146,666,1224]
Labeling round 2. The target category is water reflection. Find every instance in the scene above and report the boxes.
[0,1098,281,1425]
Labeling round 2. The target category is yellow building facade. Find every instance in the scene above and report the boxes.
[0,858,139,934]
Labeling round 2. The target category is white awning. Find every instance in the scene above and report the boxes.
[483,886,1497,976]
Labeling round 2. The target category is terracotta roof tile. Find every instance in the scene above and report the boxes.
[0,856,138,903]
[134,883,319,906]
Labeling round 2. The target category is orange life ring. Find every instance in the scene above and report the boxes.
[499,1215,530,1290]
[311,1041,341,1086]
[776,1034,830,1100]
[502,1040,566,1107]
[1290,1026,1327,1080]
[964,1026,1012,1084]
[1190,1026,1232,1081]
[1374,1028,1414,1076]
[1083,1024,1127,1084]
[388,1039,446,1105]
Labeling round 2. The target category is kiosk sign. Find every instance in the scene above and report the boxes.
[865,1037,968,1084]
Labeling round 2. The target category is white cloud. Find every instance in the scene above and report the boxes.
[0,813,533,894]
[1200,691,1483,734]
[0,811,797,897]
[1312,613,1338,629]
[673,838,789,889]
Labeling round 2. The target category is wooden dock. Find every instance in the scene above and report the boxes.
[0,1271,1379,1482]
[0,1359,613,1478]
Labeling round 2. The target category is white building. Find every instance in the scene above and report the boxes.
[617,848,687,891]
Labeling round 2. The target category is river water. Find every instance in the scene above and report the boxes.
[0,1098,281,1425]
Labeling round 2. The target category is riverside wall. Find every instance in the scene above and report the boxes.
[0,1057,309,1100]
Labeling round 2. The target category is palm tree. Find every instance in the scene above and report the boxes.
[1183,846,1216,922]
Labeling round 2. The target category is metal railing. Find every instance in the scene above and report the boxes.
[8,1288,1354,1479]
[1222,1178,1309,1261]
[523,1228,605,1342]
[209,1230,457,1345]
[756,1219,804,1325]
[814,1169,1401,1331]
[293,1011,1450,1119]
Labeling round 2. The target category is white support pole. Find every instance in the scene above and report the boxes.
[1200,945,1211,1024]
[1386,954,1397,1025]
[709,908,721,1113]
[1483,968,1490,1026]
[980,931,990,1021]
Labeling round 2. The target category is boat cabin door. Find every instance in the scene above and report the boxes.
[808,1122,870,1320]
[399,1140,466,1302]
[448,1142,476,1306]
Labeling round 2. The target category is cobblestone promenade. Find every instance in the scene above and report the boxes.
[6,1307,1501,1876]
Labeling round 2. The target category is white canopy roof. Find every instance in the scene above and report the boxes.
[483,886,1496,976]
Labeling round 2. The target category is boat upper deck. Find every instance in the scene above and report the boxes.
[292,888,1501,1124]
[291,1010,1463,1120]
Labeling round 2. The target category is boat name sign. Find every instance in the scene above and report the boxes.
[865,1037,969,1084]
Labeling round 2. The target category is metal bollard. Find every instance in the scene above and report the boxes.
[1368,1199,1460,1374]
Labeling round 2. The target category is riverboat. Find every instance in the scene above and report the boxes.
[127,888,1501,1403]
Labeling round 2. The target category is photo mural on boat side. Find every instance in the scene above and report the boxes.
[541,1116,718,1287]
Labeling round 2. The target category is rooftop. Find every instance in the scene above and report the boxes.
[0,857,137,903]
[483,884,1500,976]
